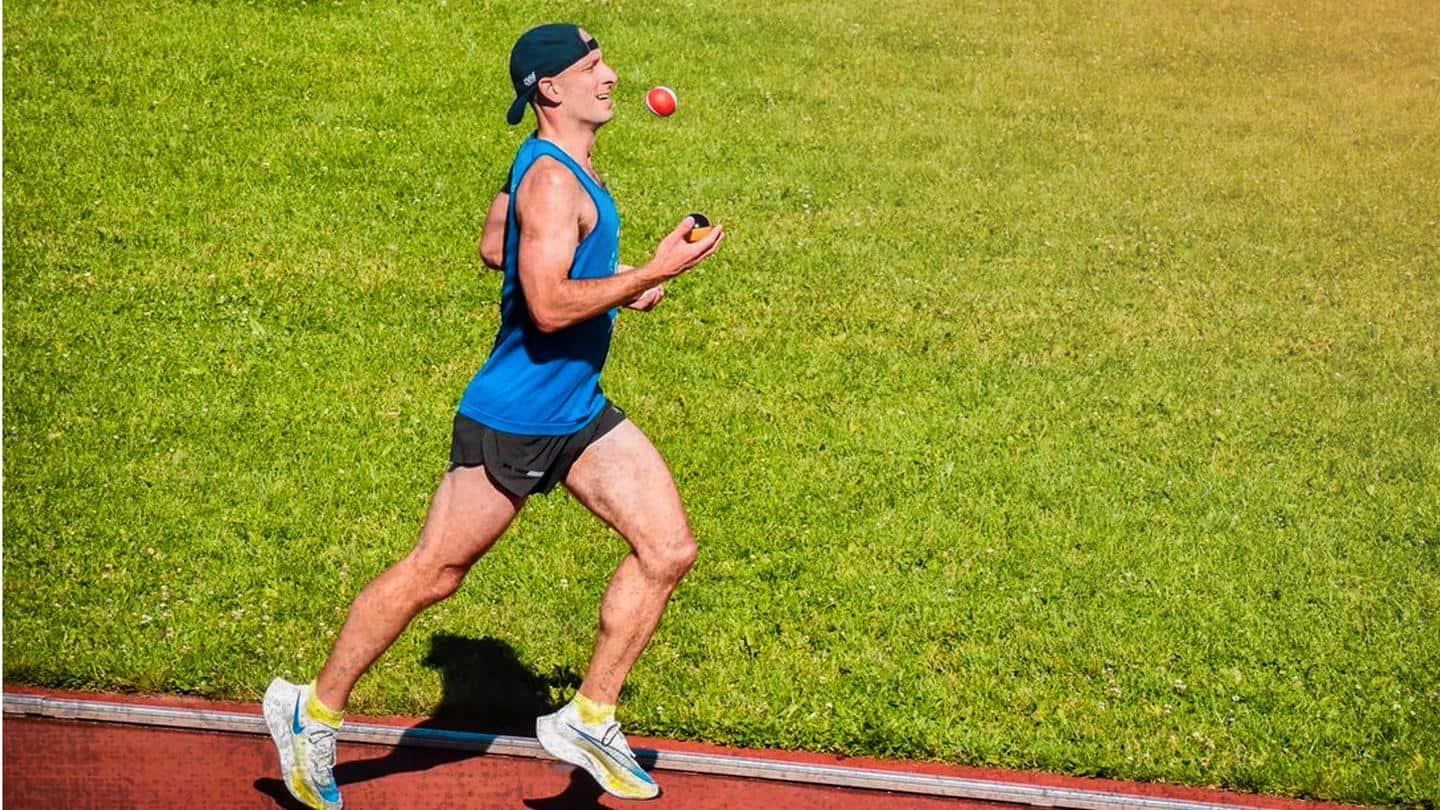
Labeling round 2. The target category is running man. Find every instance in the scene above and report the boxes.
[263,23,723,807]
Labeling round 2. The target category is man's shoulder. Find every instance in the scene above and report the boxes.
[515,156,584,217]
[517,155,580,195]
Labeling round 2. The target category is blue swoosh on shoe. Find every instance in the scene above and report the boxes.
[292,691,305,735]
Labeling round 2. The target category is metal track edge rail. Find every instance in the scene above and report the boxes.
[4,693,1248,810]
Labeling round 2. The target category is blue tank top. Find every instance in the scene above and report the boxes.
[456,136,621,435]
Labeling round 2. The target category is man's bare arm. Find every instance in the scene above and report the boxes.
[478,192,509,270]
[615,264,665,311]
[516,158,722,333]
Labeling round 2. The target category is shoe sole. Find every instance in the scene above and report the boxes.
[536,712,661,801]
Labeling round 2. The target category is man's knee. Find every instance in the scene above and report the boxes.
[429,563,473,605]
[401,558,470,608]
[642,531,697,583]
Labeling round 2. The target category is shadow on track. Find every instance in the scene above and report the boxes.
[255,632,584,807]
[522,768,608,809]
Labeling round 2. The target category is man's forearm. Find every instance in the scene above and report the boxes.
[530,261,667,332]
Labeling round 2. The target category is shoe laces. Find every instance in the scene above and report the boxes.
[306,724,338,783]
[598,722,632,756]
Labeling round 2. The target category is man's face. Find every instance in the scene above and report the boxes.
[545,38,618,126]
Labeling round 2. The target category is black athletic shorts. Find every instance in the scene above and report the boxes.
[449,403,627,497]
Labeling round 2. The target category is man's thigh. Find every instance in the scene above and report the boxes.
[410,464,526,569]
[563,420,691,549]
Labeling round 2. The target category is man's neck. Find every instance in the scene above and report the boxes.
[536,119,597,171]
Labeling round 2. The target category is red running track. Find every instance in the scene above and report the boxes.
[2,688,1367,810]
[4,717,1014,809]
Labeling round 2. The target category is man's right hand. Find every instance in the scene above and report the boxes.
[649,215,724,279]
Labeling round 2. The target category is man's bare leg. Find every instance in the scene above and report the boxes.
[562,420,697,704]
[532,419,691,800]
[314,465,525,711]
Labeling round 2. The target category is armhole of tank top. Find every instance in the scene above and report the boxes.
[513,146,608,256]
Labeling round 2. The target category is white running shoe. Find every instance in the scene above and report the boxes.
[262,677,343,809]
[536,702,661,800]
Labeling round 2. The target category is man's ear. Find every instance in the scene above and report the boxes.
[536,76,562,105]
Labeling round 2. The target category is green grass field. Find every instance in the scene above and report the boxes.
[4,0,1438,805]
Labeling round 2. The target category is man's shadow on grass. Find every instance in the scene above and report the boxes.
[256,632,621,809]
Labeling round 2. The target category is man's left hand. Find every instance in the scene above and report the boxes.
[625,284,665,311]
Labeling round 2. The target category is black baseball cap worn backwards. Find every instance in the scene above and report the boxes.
[507,24,600,125]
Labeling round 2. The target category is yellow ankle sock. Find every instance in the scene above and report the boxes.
[306,684,345,728]
[573,692,615,725]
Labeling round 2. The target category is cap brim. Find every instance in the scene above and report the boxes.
[506,89,534,125]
